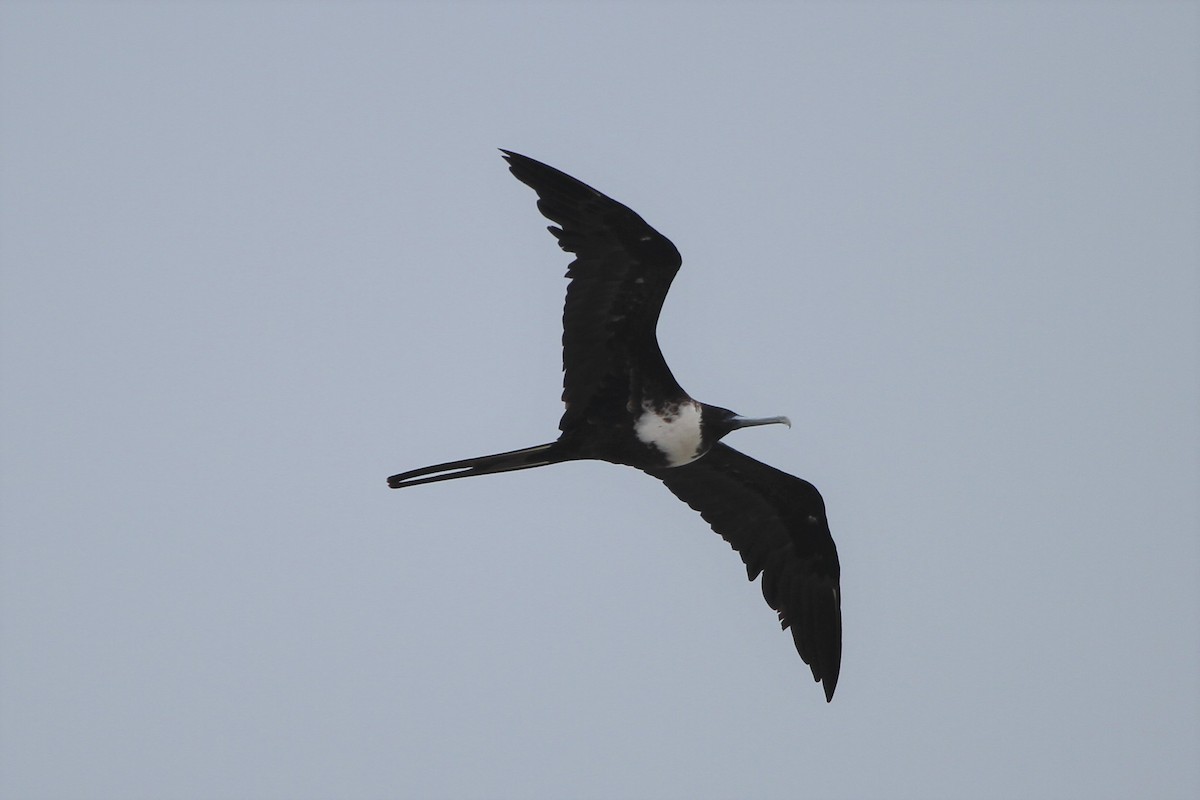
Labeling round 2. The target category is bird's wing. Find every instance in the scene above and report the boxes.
[501,151,684,431]
[646,443,842,701]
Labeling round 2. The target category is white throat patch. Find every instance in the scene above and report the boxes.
[634,401,704,467]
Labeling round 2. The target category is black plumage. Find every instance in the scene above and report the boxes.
[388,151,842,701]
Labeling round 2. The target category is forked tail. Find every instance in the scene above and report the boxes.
[387,443,562,489]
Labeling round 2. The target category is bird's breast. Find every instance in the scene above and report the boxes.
[633,400,705,467]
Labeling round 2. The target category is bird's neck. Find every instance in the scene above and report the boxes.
[633,399,706,467]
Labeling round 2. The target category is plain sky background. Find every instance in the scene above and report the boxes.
[2,2,1197,799]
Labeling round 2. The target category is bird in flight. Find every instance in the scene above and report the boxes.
[388,151,842,701]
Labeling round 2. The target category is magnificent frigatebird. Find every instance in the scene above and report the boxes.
[388,151,842,701]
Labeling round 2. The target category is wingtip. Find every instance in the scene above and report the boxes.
[820,651,841,702]
[819,641,841,702]
[499,149,532,175]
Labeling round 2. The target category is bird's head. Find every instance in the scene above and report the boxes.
[701,404,792,443]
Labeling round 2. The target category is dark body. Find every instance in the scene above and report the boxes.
[388,151,842,701]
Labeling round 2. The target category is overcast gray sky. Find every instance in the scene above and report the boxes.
[2,2,1198,799]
